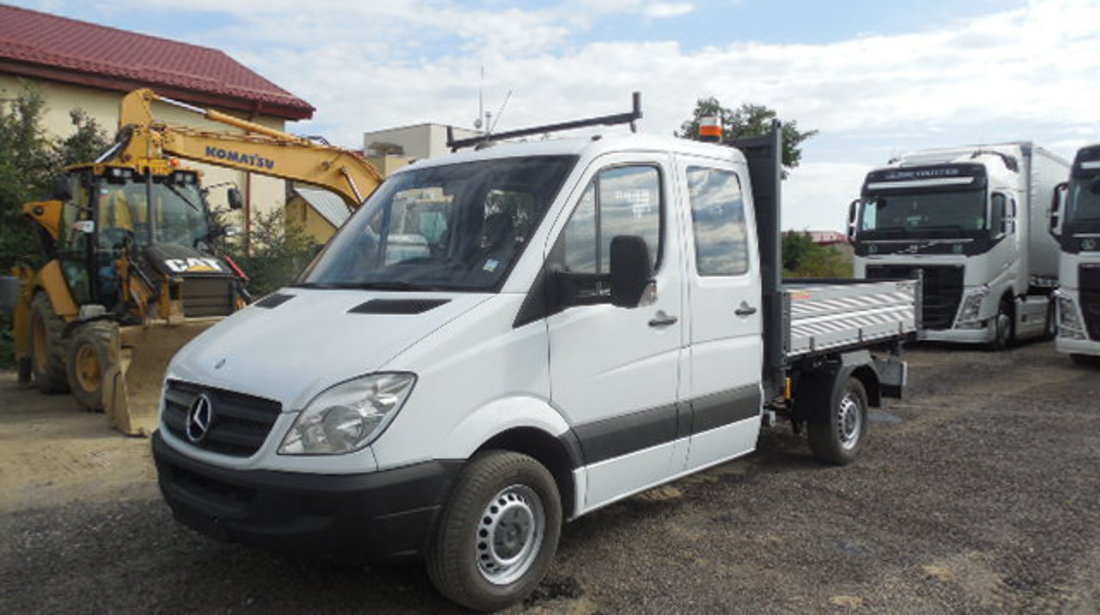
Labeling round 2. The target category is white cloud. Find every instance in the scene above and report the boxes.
[22,0,1100,231]
[644,3,695,18]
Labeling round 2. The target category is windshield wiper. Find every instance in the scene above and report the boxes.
[164,183,203,214]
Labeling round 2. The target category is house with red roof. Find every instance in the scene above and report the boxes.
[0,3,315,227]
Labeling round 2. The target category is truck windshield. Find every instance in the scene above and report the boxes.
[96,174,210,248]
[858,188,987,239]
[298,155,577,292]
[1066,177,1100,230]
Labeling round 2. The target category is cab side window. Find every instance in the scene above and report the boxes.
[558,165,662,274]
[686,167,748,276]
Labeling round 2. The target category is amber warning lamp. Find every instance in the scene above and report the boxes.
[698,116,722,142]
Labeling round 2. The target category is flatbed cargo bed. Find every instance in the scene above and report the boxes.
[781,278,919,359]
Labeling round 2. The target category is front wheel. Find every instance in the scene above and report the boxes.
[991,300,1014,351]
[808,376,869,465]
[427,451,562,612]
[66,321,117,410]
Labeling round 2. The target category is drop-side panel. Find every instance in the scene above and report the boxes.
[784,279,918,358]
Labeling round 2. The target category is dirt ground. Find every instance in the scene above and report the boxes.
[1,342,1099,615]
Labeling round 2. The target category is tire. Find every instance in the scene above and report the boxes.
[807,376,869,466]
[29,292,70,394]
[1071,354,1100,366]
[991,299,1014,351]
[427,451,562,612]
[1042,302,1057,341]
[66,321,117,410]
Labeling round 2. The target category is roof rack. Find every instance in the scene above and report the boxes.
[446,92,642,152]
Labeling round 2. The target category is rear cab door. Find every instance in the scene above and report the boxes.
[674,153,764,471]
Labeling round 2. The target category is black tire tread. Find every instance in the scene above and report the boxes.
[30,292,70,394]
[66,320,117,410]
[426,450,561,612]
[807,376,868,466]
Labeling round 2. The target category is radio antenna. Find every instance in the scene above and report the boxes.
[489,89,512,135]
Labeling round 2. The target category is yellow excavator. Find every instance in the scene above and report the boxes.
[10,88,382,435]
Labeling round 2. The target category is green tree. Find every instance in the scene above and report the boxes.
[676,98,818,179]
[0,82,111,271]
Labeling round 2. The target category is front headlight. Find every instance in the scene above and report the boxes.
[279,373,416,455]
[955,285,990,328]
[1056,295,1087,340]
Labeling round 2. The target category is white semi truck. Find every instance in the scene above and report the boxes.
[1051,144,1100,362]
[151,105,917,611]
[849,143,1069,349]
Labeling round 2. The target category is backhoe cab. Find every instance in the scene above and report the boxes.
[13,158,247,435]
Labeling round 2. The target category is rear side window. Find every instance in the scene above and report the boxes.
[686,167,749,276]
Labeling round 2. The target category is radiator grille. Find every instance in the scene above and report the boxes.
[866,265,964,330]
[163,380,281,457]
[1080,266,1100,341]
[182,278,235,317]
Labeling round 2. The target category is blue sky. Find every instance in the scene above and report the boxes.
[15,0,1100,230]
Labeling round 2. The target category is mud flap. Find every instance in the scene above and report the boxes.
[103,319,219,436]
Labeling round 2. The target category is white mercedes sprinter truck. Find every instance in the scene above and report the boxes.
[1051,144,1100,362]
[849,143,1068,349]
[153,107,916,611]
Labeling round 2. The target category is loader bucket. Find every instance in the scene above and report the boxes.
[102,319,220,436]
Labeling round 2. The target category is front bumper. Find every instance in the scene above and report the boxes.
[918,322,996,344]
[1055,336,1100,357]
[153,432,461,562]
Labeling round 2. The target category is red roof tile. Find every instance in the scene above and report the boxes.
[0,4,314,120]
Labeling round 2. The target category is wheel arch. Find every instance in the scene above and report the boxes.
[848,364,882,408]
[475,427,580,521]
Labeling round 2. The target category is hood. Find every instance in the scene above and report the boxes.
[166,288,491,410]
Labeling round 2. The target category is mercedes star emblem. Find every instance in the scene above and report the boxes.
[186,393,214,443]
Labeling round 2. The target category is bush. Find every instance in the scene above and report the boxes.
[214,208,323,298]
[782,232,852,279]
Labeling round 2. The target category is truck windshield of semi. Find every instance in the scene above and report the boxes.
[1052,145,1100,362]
[851,145,1068,349]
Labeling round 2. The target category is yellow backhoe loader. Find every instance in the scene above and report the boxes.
[11,89,382,435]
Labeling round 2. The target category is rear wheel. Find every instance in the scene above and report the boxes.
[67,321,117,410]
[1071,354,1099,366]
[30,293,69,394]
[808,376,869,465]
[427,451,562,612]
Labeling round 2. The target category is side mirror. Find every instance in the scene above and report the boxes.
[227,187,244,211]
[51,176,73,201]
[1050,182,1067,237]
[609,235,653,308]
[847,199,859,242]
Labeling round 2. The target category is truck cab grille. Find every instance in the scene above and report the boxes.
[1080,266,1100,341]
[163,380,282,457]
[866,265,964,330]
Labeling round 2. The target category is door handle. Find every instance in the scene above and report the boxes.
[735,302,757,317]
[648,311,678,327]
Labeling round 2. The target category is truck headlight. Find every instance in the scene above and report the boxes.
[1056,295,1087,340]
[279,373,416,455]
[955,285,990,329]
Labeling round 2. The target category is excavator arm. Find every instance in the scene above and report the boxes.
[111,88,382,209]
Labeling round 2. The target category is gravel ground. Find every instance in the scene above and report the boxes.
[1,342,1098,615]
